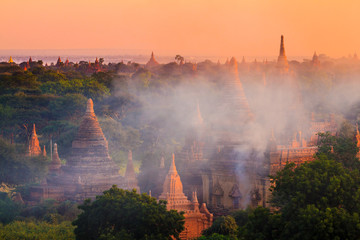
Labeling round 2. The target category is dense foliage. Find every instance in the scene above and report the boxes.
[73,186,185,240]
[0,138,47,184]
[0,221,75,240]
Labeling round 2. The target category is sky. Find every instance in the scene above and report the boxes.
[1,0,360,58]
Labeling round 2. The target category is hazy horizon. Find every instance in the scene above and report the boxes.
[1,0,360,58]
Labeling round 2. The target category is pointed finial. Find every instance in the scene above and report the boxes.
[8,56,14,63]
[32,124,37,136]
[192,190,198,203]
[86,99,94,113]
[169,153,177,174]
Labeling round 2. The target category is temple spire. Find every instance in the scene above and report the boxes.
[32,123,37,136]
[28,124,42,156]
[169,153,177,174]
[86,98,94,114]
[312,51,320,66]
[279,35,286,57]
[49,143,61,172]
[145,51,159,69]
[277,35,289,71]
[8,56,14,63]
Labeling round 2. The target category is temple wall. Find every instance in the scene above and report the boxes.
[181,212,212,240]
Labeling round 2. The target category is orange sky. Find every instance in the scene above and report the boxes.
[1,0,360,58]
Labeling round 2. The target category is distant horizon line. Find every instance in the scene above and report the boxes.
[0,48,323,58]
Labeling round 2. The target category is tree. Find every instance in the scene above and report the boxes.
[236,207,280,240]
[0,221,75,240]
[270,155,360,239]
[197,233,234,240]
[202,216,238,239]
[0,192,21,224]
[72,186,185,240]
[317,131,359,170]
[175,55,184,64]
[0,138,47,185]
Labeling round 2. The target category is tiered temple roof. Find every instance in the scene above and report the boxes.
[159,154,190,211]
[222,57,254,124]
[54,99,123,200]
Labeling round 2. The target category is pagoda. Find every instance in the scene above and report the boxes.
[222,57,254,125]
[56,57,63,67]
[277,35,289,72]
[145,52,159,69]
[28,124,42,156]
[8,56,14,64]
[312,51,320,67]
[94,57,101,71]
[122,150,140,192]
[49,143,61,174]
[158,154,213,239]
[159,154,190,211]
[51,99,123,200]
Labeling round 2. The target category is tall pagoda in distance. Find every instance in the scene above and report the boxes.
[145,52,160,69]
[277,35,289,72]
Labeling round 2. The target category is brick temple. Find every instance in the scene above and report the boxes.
[159,154,213,240]
[31,99,139,202]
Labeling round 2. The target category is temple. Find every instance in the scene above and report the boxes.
[277,35,289,72]
[48,143,61,174]
[33,99,129,201]
[312,51,320,67]
[56,57,63,67]
[145,52,160,69]
[122,150,140,192]
[159,154,213,240]
[28,124,42,156]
